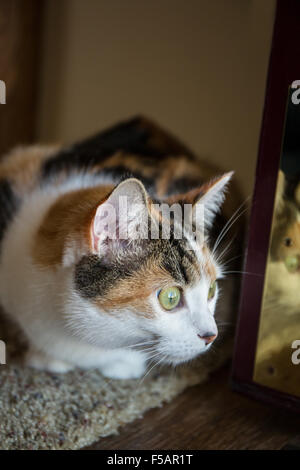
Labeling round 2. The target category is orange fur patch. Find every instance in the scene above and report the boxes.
[95,260,175,318]
[91,152,157,179]
[0,145,59,194]
[202,244,217,280]
[32,185,114,267]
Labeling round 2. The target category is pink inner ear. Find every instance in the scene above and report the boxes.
[90,221,100,253]
[90,203,107,254]
[90,201,118,254]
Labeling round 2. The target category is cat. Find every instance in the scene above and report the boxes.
[255,170,300,386]
[0,117,241,379]
[261,170,300,324]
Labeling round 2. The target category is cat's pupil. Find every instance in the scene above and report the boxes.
[168,292,177,304]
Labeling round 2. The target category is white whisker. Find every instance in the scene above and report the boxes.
[212,197,250,255]
[222,270,262,276]
[138,354,166,386]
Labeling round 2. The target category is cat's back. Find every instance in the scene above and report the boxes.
[0,116,240,246]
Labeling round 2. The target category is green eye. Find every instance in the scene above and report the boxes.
[158,287,181,311]
[208,280,217,300]
[284,255,299,273]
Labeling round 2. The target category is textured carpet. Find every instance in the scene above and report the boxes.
[0,312,229,450]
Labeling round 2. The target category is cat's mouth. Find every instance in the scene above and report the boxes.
[149,340,211,366]
[283,254,300,273]
[129,331,215,366]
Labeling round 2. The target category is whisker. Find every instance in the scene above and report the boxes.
[123,339,159,350]
[221,254,243,268]
[216,233,237,265]
[222,270,263,277]
[139,347,160,357]
[144,352,162,362]
[214,206,248,256]
[212,197,250,255]
[138,354,166,386]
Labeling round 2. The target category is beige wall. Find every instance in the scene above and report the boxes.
[36,0,276,197]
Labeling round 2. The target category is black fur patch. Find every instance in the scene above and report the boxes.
[97,165,156,193]
[75,255,128,299]
[161,236,199,285]
[75,250,152,299]
[75,235,200,300]
[0,179,19,247]
[41,117,168,181]
[167,177,204,196]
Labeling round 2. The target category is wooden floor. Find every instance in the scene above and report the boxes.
[84,366,300,450]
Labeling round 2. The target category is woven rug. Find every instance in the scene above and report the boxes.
[0,311,230,450]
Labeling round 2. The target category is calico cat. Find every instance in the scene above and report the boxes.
[0,117,241,379]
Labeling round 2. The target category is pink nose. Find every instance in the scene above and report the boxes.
[198,333,217,345]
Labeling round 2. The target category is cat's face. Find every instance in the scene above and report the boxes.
[65,174,232,365]
[271,194,300,273]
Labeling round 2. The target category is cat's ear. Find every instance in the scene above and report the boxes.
[91,178,149,257]
[168,172,233,230]
[192,172,233,228]
[274,170,286,216]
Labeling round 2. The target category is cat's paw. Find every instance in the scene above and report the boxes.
[25,349,74,373]
[99,351,146,379]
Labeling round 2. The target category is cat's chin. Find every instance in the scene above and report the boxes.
[158,346,210,366]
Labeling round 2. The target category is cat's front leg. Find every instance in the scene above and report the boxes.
[25,347,75,373]
[98,349,147,379]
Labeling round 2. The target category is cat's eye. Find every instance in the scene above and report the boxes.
[284,237,293,247]
[158,287,181,311]
[284,255,299,273]
[208,280,217,300]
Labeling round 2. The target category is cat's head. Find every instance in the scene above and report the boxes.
[64,173,233,365]
[271,170,300,272]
